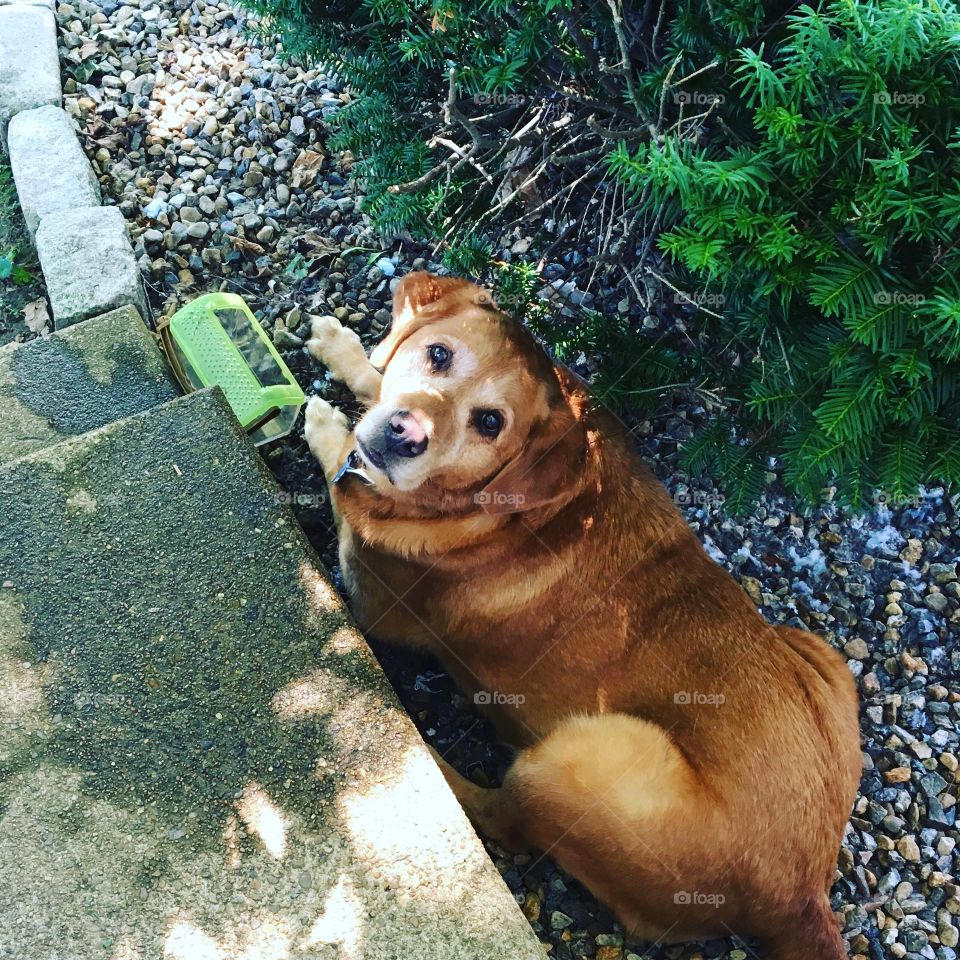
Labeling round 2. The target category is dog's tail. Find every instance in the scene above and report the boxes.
[761,896,846,960]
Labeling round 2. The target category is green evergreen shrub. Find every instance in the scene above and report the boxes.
[612,0,960,507]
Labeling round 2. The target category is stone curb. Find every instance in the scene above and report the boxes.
[2,0,146,329]
[0,304,179,465]
[0,4,61,143]
[36,205,149,327]
[8,104,101,240]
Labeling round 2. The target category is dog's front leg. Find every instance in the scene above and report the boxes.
[303,395,351,482]
[306,315,382,406]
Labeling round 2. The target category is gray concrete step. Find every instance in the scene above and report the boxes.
[0,388,544,960]
[0,304,178,466]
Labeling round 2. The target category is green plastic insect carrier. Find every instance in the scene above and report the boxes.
[157,292,305,446]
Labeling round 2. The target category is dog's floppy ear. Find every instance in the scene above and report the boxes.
[479,401,587,515]
[369,271,496,370]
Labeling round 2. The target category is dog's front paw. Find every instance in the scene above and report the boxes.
[306,315,382,405]
[304,394,349,439]
[306,314,359,367]
[303,396,351,478]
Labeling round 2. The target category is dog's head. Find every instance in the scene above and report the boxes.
[347,271,587,515]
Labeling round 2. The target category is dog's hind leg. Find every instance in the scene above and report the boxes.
[759,898,846,960]
[307,314,382,405]
[430,713,713,942]
[428,747,527,852]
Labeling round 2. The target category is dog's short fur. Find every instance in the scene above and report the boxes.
[303,272,861,960]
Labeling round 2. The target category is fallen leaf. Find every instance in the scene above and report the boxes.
[229,236,265,256]
[291,150,325,188]
[24,299,49,333]
[299,234,341,258]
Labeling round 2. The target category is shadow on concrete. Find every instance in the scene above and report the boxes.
[0,391,542,960]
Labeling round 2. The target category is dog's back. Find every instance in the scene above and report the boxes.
[390,397,861,953]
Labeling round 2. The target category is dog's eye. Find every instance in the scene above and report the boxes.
[427,343,452,371]
[473,409,504,438]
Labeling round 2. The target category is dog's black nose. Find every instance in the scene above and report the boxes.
[383,411,428,458]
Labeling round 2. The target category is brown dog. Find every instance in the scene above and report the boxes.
[303,272,861,960]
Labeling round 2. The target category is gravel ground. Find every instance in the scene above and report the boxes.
[55,1,960,958]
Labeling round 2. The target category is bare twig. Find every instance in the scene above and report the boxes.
[586,114,656,141]
[672,59,720,88]
[556,155,608,227]
[553,145,604,165]
[470,104,546,177]
[432,136,495,185]
[586,173,624,293]
[651,0,667,61]
[646,267,726,321]
[555,9,624,103]
[474,155,552,227]
[665,105,719,136]
[388,67,465,194]
[639,199,665,265]
[621,264,652,311]
[501,158,606,233]
[388,65,500,194]
[445,67,491,148]
[386,164,446,196]
[509,106,549,145]
[776,328,795,386]
[387,143,477,194]
[542,81,640,122]
[657,52,683,130]
[605,0,649,123]
[441,65,456,125]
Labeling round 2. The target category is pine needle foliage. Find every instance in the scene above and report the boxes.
[610,0,960,508]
